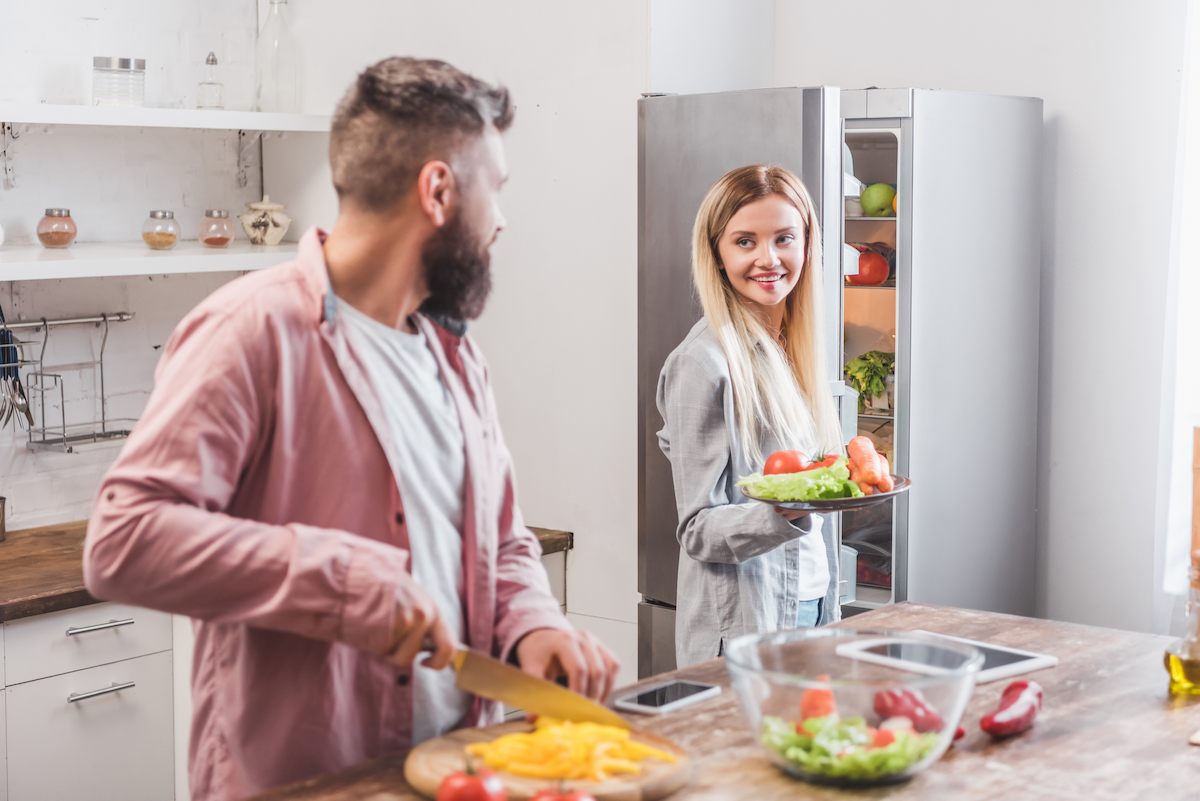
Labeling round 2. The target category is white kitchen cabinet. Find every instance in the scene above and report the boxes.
[6,650,173,801]
[542,551,566,611]
[4,602,171,686]
[1,689,7,801]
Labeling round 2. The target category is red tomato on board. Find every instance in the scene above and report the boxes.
[437,767,507,801]
[531,790,597,801]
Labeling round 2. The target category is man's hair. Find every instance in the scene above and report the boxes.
[329,57,513,211]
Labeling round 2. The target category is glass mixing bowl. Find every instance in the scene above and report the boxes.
[725,628,982,787]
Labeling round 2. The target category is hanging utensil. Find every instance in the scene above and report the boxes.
[10,335,32,429]
[0,323,14,429]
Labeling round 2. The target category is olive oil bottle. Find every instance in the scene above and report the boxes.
[1166,428,1200,697]
[1164,565,1200,696]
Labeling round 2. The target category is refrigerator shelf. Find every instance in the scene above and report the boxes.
[846,215,897,221]
[844,281,896,290]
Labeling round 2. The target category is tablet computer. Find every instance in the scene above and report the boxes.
[835,630,1057,684]
[612,679,721,715]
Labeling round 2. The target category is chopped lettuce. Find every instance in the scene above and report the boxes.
[761,714,940,782]
[737,457,864,502]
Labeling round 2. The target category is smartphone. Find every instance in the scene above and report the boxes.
[612,679,721,715]
[835,630,1057,684]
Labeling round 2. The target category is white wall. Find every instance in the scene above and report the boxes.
[649,0,775,93]
[774,0,1189,633]
[0,0,275,532]
[278,0,652,686]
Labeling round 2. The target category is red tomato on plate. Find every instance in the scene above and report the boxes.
[764,450,808,475]
[800,454,838,471]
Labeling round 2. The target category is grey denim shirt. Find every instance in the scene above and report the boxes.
[657,318,841,668]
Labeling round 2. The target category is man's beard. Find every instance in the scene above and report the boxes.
[418,211,493,322]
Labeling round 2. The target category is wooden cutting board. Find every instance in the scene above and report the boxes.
[404,721,692,801]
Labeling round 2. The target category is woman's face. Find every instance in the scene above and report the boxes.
[717,194,805,310]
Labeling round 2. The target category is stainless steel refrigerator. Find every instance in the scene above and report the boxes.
[638,87,1043,677]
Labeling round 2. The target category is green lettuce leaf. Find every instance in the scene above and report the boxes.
[737,457,864,502]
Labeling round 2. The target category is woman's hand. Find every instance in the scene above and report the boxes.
[774,507,811,523]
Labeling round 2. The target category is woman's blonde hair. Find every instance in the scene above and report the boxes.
[692,164,842,465]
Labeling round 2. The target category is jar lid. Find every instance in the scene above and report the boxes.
[44,208,71,217]
[204,209,229,218]
[246,194,285,211]
[93,57,147,71]
[149,210,175,219]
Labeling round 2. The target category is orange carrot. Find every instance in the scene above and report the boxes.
[878,455,895,492]
[848,436,882,484]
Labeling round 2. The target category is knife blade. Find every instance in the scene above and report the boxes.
[448,647,630,730]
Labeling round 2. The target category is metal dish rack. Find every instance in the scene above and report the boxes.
[1,312,136,452]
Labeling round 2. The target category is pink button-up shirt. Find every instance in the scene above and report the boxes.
[83,228,569,801]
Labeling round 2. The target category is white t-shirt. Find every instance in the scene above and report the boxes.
[795,518,830,600]
[337,299,469,744]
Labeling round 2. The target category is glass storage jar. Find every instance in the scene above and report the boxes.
[142,210,180,250]
[92,57,146,107]
[37,209,77,249]
[200,209,234,248]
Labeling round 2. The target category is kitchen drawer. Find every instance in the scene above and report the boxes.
[6,651,173,801]
[4,602,171,686]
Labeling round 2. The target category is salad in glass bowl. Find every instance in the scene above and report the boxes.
[724,628,982,786]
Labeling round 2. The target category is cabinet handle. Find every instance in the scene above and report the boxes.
[65,617,135,636]
[67,680,135,704]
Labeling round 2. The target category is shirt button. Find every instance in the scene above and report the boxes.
[396,673,410,686]
[395,512,405,526]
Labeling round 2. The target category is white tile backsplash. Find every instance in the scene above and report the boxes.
[0,273,235,530]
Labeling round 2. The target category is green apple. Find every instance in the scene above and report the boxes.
[860,183,896,217]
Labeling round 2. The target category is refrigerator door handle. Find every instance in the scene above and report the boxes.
[830,379,859,443]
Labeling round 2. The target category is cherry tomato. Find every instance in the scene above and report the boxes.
[764,450,808,475]
[871,728,896,748]
[437,766,507,801]
[531,789,597,801]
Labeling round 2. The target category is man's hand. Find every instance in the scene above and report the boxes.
[386,574,456,671]
[515,628,620,702]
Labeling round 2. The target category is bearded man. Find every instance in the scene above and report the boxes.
[83,57,619,801]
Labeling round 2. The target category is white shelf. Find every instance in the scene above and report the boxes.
[847,585,893,610]
[0,240,297,281]
[0,102,330,133]
[846,215,897,221]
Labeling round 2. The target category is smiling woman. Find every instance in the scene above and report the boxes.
[655,164,844,668]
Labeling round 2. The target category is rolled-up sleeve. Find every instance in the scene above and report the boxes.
[84,302,404,656]
[657,352,814,565]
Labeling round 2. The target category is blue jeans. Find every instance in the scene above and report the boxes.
[796,597,823,628]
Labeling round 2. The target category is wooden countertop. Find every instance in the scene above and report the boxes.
[0,521,573,623]
[250,602,1200,800]
[0,520,96,622]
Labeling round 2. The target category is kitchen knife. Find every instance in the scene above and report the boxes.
[446,647,630,730]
